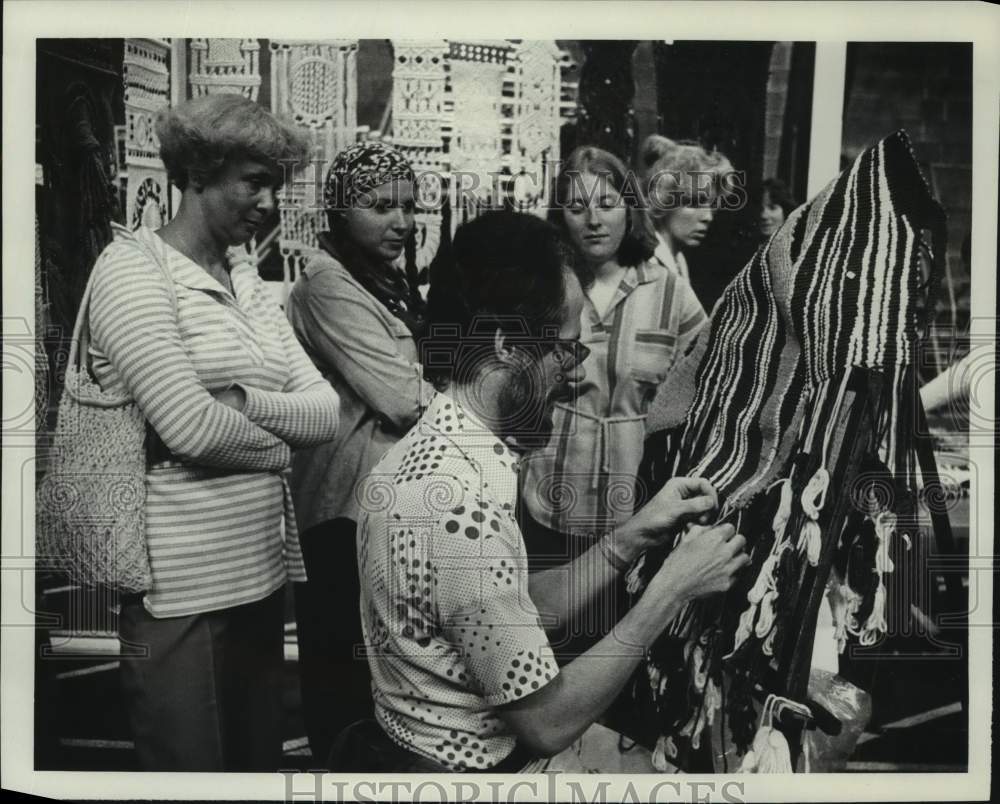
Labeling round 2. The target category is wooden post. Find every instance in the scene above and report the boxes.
[806,42,847,198]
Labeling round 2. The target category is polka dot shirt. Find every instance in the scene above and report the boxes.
[357,392,559,771]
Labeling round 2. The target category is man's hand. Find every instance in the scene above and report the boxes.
[628,476,719,552]
[650,523,750,603]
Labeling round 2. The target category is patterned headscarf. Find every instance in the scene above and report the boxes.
[320,141,425,337]
[323,141,416,214]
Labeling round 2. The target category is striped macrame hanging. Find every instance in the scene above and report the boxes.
[632,130,946,770]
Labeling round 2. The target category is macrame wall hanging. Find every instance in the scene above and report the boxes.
[264,37,572,295]
[390,39,573,276]
[269,39,359,291]
[123,39,171,231]
[390,40,449,274]
[631,130,948,772]
[188,38,261,100]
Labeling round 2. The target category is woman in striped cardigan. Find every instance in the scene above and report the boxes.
[87,94,340,771]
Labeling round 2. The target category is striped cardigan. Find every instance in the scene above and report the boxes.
[87,227,340,617]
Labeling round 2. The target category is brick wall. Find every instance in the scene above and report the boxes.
[841,43,972,341]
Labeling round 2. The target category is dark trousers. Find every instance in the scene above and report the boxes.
[118,589,285,772]
[293,518,373,767]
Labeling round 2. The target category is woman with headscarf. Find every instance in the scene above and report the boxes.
[85,94,340,771]
[286,141,432,765]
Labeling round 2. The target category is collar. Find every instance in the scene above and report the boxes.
[652,231,688,280]
[134,226,256,298]
[588,260,664,324]
[628,260,662,287]
[420,391,521,507]
[653,231,675,270]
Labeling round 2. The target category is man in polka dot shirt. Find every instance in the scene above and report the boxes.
[346,212,749,772]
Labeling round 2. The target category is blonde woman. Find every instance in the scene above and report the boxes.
[519,146,711,656]
[639,134,733,282]
[88,94,339,771]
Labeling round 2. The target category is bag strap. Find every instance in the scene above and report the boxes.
[67,224,179,398]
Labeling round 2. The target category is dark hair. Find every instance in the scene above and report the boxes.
[550,146,656,268]
[424,211,573,388]
[761,177,796,218]
[155,94,310,190]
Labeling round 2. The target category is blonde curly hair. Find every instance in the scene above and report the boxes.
[639,135,734,216]
[156,94,310,191]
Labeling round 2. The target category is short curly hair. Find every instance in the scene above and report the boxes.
[640,134,733,215]
[155,94,310,190]
[550,145,657,270]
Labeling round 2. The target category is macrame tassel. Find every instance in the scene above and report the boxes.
[800,467,830,517]
[799,520,823,566]
[739,695,802,773]
[827,575,863,654]
[756,727,794,772]
[652,736,669,771]
[652,735,678,771]
[726,543,786,659]
[690,641,710,693]
[771,478,794,536]
[797,467,830,566]
[852,510,896,646]
[704,678,722,726]
[761,627,778,656]
[679,703,709,750]
[749,551,780,604]
[755,589,778,638]
[874,511,897,574]
[859,581,887,646]
[738,726,767,772]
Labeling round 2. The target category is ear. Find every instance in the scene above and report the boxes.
[493,329,515,364]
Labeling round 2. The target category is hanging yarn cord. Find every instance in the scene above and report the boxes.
[739,694,811,773]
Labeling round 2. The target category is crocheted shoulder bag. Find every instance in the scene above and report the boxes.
[37,223,177,593]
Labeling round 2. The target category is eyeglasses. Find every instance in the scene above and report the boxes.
[504,337,591,370]
[551,339,591,370]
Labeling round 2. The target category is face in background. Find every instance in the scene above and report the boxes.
[199,157,280,247]
[561,171,628,268]
[498,268,588,451]
[759,190,786,239]
[341,178,416,263]
[661,204,715,251]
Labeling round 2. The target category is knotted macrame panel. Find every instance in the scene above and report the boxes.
[635,130,945,769]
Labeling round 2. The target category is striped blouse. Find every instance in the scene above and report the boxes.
[520,259,707,536]
[87,226,340,618]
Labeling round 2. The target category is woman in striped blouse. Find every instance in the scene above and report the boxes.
[519,146,709,658]
[87,95,340,771]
